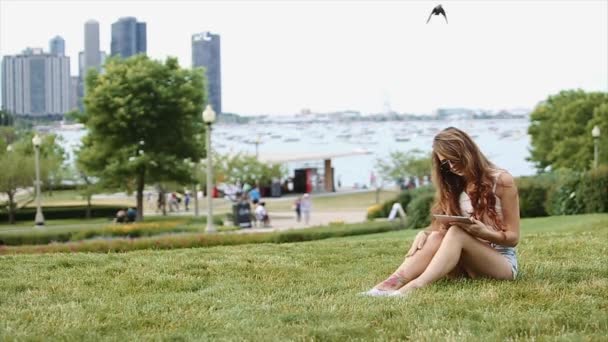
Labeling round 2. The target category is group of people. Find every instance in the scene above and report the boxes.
[149,191,192,213]
[114,207,137,223]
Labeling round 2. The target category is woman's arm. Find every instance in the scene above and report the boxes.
[493,172,520,247]
[456,172,520,246]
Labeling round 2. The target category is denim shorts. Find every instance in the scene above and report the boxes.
[492,244,518,279]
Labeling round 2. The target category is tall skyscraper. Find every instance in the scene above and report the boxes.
[192,32,222,114]
[84,20,101,74]
[2,48,71,117]
[49,36,65,56]
[70,76,80,111]
[111,17,147,58]
[76,20,107,111]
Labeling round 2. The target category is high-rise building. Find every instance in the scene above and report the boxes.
[75,20,108,111]
[111,17,147,58]
[49,36,65,56]
[84,20,101,74]
[70,76,80,111]
[192,32,222,114]
[1,48,71,117]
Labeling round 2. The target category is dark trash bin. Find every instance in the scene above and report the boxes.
[270,180,282,197]
[232,201,252,229]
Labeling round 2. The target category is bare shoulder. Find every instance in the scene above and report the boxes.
[497,171,516,188]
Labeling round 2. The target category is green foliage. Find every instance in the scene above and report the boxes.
[0,148,34,223]
[546,167,608,216]
[0,220,403,254]
[528,90,608,172]
[77,55,207,219]
[375,149,431,185]
[405,192,435,229]
[367,186,434,220]
[0,129,67,222]
[0,216,227,246]
[579,166,608,213]
[210,152,287,186]
[0,205,123,223]
[516,175,553,217]
[0,110,14,126]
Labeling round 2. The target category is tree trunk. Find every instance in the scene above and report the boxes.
[136,171,145,221]
[86,195,92,219]
[7,191,15,224]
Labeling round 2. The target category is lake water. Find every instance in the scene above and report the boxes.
[55,118,535,188]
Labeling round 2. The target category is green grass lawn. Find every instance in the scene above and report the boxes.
[1,214,607,340]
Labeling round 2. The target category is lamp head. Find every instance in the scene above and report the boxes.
[592,125,600,138]
[32,134,41,147]
[202,104,216,124]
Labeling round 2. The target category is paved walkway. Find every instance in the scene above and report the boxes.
[236,210,368,234]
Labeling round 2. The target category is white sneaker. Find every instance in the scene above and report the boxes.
[359,288,397,297]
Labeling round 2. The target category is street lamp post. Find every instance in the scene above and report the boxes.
[202,105,216,233]
[255,134,261,159]
[592,125,600,169]
[32,134,45,226]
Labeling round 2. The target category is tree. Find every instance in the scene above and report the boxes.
[0,110,14,126]
[528,90,608,172]
[0,130,64,224]
[375,149,432,186]
[39,134,68,196]
[194,152,286,192]
[76,55,207,221]
[0,148,34,224]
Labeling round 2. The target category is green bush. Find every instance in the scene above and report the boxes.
[405,192,435,229]
[546,171,585,216]
[0,205,123,223]
[0,221,405,254]
[578,166,608,214]
[516,175,553,217]
[367,186,434,220]
[0,215,227,246]
[545,167,608,216]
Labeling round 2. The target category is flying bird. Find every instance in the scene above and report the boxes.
[426,4,448,24]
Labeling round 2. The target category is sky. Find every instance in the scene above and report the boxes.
[1,0,607,116]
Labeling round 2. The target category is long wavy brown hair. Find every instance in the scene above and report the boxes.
[430,127,504,231]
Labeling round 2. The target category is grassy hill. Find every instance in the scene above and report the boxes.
[1,214,607,340]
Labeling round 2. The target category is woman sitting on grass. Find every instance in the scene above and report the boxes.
[363,127,520,297]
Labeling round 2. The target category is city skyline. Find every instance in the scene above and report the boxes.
[1,0,607,116]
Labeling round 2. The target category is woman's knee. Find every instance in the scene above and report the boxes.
[426,230,445,244]
[443,225,467,240]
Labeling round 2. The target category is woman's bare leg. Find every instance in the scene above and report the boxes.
[396,226,513,294]
[374,231,445,291]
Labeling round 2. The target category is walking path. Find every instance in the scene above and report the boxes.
[236,210,367,233]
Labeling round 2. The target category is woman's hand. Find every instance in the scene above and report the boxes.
[452,218,499,241]
[406,231,429,257]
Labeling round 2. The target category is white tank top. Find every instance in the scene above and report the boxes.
[459,169,504,219]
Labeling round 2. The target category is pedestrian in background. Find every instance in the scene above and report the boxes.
[294,197,302,222]
[300,193,312,225]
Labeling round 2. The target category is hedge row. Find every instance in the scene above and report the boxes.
[368,166,608,227]
[0,205,123,222]
[0,216,227,246]
[517,166,608,217]
[0,221,405,255]
[367,186,434,220]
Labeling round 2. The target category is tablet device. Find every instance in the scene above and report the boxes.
[432,214,473,224]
